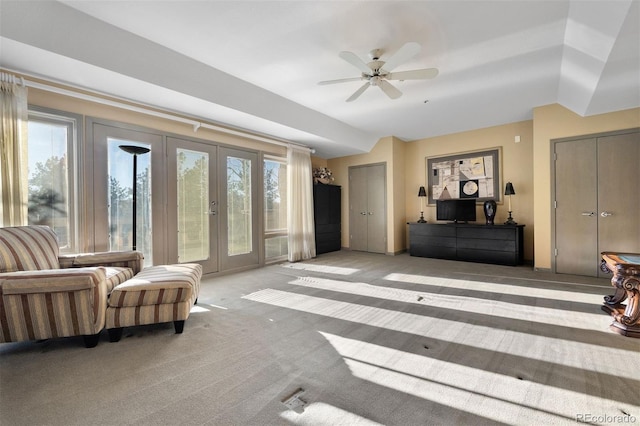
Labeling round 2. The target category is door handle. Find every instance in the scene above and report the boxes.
[600,211,613,217]
[360,212,367,215]
[208,201,217,215]
[581,212,594,217]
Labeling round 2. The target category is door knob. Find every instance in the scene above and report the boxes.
[600,211,613,217]
[581,212,595,216]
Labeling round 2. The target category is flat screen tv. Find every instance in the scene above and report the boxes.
[436,199,477,223]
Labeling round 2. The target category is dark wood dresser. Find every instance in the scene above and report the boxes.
[408,222,525,266]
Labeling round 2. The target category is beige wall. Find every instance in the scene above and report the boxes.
[405,121,535,261]
[532,104,640,270]
[27,87,288,157]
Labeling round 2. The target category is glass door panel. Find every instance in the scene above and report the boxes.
[219,147,258,271]
[107,139,152,259]
[227,155,252,256]
[91,122,164,266]
[167,138,218,274]
[177,148,210,262]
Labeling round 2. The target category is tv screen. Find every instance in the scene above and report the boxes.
[436,199,477,223]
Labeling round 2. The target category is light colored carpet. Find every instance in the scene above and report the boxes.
[1,251,639,426]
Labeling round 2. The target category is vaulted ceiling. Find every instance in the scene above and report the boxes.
[1,1,638,158]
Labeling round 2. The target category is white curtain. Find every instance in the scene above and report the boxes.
[287,146,316,262]
[0,73,28,227]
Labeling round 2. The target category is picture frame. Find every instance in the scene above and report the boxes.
[426,148,501,204]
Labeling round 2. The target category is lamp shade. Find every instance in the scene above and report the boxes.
[418,186,427,197]
[119,145,150,155]
[504,182,516,195]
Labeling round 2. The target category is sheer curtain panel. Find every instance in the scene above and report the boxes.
[286,147,316,262]
[0,72,28,226]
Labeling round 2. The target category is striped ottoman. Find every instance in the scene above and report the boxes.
[105,263,202,342]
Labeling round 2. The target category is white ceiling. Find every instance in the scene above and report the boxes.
[1,1,639,158]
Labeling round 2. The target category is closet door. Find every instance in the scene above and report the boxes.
[597,132,640,269]
[554,130,640,277]
[554,138,598,275]
[349,164,386,254]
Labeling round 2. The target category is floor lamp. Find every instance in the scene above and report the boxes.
[119,145,150,251]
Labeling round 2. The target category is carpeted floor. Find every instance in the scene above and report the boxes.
[1,251,639,425]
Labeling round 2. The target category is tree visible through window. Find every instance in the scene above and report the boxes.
[264,158,287,259]
[27,115,74,250]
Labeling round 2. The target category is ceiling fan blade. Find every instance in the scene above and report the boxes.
[339,51,372,74]
[379,80,402,99]
[381,41,421,73]
[318,77,364,85]
[387,68,439,80]
[346,82,370,102]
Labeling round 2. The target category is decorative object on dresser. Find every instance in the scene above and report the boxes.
[504,182,517,225]
[408,222,525,266]
[483,199,497,225]
[313,167,334,185]
[417,186,427,223]
[313,183,341,254]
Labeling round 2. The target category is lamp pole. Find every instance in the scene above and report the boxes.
[119,145,150,251]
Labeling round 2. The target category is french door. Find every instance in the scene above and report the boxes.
[219,147,259,271]
[167,137,218,274]
[92,121,261,273]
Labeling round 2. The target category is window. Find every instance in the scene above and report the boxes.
[27,109,79,252]
[264,157,287,260]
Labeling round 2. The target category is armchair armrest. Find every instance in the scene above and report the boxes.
[0,267,107,294]
[59,251,144,275]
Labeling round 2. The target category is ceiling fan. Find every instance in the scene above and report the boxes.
[319,41,438,102]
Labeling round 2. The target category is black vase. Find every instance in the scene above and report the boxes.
[483,200,497,225]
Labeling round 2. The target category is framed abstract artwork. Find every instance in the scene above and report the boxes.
[426,148,501,204]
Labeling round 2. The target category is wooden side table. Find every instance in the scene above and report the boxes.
[600,252,640,338]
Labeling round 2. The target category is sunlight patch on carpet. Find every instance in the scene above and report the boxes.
[289,276,605,331]
[319,332,623,425]
[280,401,383,425]
[281,263,359,275]
[384,273,603,304]
[242,289,640,375]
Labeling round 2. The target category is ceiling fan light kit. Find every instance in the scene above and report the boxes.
[319,41,439,102]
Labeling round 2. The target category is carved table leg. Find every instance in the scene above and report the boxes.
[607,279,640,338]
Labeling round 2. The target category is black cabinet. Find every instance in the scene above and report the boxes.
[314,184,341,254]
[408,223,525,266]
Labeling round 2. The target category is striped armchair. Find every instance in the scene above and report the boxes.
[0,226,143,347]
